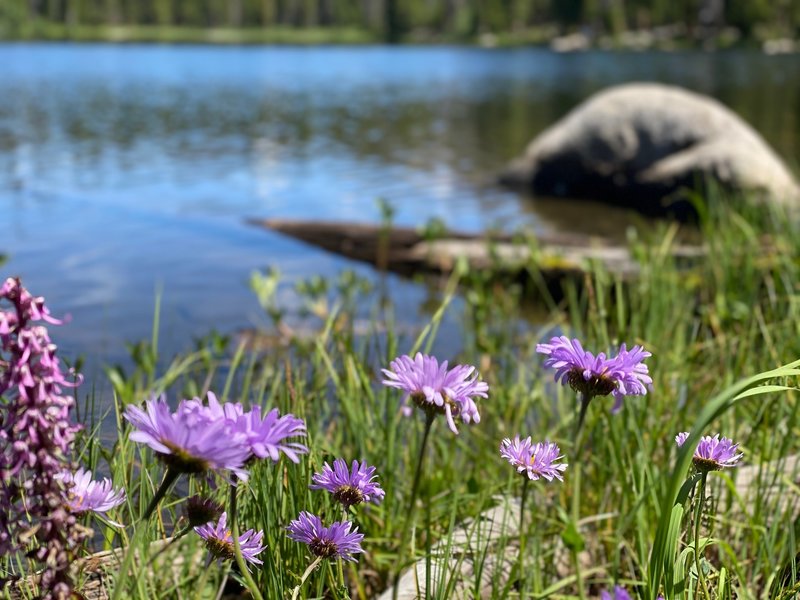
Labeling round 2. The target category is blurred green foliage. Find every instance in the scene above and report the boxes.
[1,0,798,44]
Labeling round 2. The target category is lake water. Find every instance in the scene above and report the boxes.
[2,43,799,375]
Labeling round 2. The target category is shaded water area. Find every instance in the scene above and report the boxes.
[2,43,800,381]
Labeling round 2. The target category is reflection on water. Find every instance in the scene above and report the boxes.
[2,44,799,372]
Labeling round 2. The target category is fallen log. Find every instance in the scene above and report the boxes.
[248,218,705,282]
[5,536,204,600]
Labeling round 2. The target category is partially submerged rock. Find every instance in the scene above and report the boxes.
[500,83,800,217]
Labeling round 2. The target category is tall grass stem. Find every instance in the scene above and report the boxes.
[517,477,531,592]
[694,472,711,600]
[228,483,265,600]
[571,393,591,600]
[392,411,435,600]
[111,467,180,600]
[291,556,324,600]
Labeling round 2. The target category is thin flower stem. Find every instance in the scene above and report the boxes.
[228,484,265,600]
[571,394,590,600]
[573,552,587,600]
[112,467,180,600]
[336,553,347,596]
[291,555,324,600]
[143,467,180,522]
[147,524,192,567]
[392,411,435,600]
[517,477,531,592]
[519,477,530,533]
[570,392,593,522]
[213,570,230,600]
[192,554,215,600]
[327,560,347,600]
[694,472,711,600]
[574,393,592,441]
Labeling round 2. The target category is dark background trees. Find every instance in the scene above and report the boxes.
[1,0,797,42]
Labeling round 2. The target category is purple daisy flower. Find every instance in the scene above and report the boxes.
[675,432,743,472]
[123,394,252,479]
[381,353,489,434]
[310,459,385,508]
[536,336,652,412]
[287,511,365,562]
[56,468,125,515]
[194,511,265,565]
[189,393,308,464]
[245,406,308,462]
[499,436,568,482]
[600,586,633,600]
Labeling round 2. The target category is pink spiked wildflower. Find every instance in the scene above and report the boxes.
[381,353,488,434]
[0,277,88,597]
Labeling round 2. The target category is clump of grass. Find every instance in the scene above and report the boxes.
[2,198,800,599]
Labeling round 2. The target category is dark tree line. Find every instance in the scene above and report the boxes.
[1,0,798,40]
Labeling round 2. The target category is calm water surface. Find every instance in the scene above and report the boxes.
[2,43,799,375]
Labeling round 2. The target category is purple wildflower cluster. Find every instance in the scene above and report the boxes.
[123,392,308,480]
[536,336,652,412]
[675,432,743,472]
[382,353,488,434]
[124,392,309,570]
[276,457,380,569]
[499,437,567,482]
[122,388,319,574]
[0,277,88,598]
[2,270,752,600]
[287,511,365,562]
[379,352,570,494]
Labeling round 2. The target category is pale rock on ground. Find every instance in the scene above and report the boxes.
[377,496,522,600]
[380,455,800,599]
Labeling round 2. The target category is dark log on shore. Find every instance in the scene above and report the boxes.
[6,537,198,600]
[248,218,705,282]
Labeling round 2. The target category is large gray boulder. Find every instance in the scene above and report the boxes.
[499,83,800,216]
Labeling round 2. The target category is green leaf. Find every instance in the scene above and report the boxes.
[561,520,585,553]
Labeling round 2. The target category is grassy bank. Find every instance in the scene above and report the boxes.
[3,198,800,599]
[1,21,547,46]
[0,21,759,49]
[2,23,379,45]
